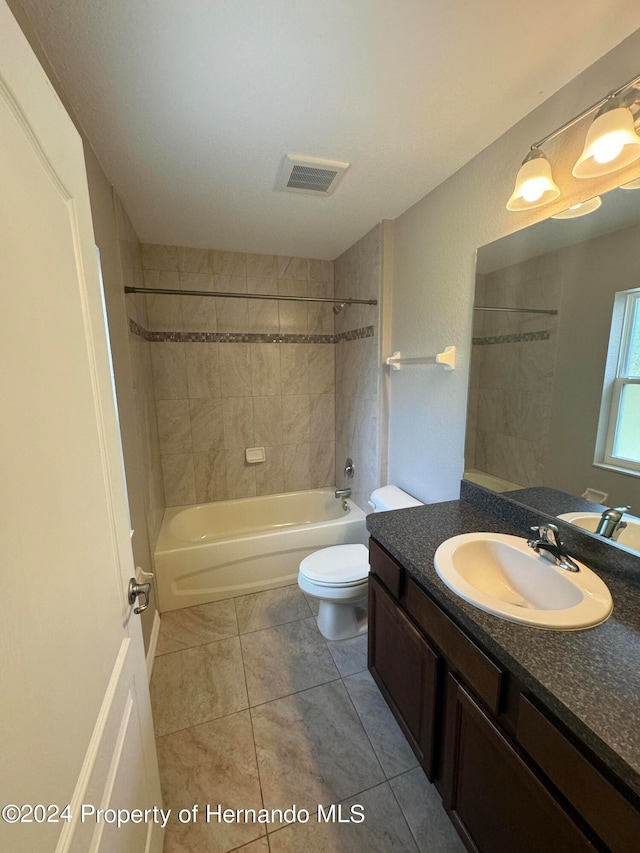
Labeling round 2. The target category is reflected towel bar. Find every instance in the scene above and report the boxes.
[385,346,456,371]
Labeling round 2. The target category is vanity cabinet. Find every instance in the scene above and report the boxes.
[368,536,640,853]
[368,574,439,777]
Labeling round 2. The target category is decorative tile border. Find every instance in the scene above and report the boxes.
[472,330,550,346]
[336,326,374,342]
[129,318,374,345]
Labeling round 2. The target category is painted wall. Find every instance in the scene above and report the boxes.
[389,29,640,504]
[140,246,336,504]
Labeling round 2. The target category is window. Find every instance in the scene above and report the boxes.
[597,288,640,474]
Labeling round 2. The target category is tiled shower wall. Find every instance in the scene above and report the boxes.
[334,224,384,510]
[138,246,336,505]
[118,204,166,546]
[466,260,560,488]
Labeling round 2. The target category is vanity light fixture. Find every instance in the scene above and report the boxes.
[507,72,640,212]
[573,99,640,179]
[506,150,560,211]
[551,196,602,219]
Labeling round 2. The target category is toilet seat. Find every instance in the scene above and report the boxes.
[299,544,369,587]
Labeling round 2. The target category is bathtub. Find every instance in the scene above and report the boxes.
[154,488,369,612]
[463,468,523,493]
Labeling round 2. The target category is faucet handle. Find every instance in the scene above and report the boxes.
[529,523,560,546]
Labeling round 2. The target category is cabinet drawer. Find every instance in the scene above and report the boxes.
[517,695,640,853]
[369,537,403,599]
[405,577,503,715]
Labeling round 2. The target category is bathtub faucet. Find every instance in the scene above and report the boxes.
[335,488,351,512]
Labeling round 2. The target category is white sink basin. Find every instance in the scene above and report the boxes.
[557,512,640,552]
[434,533,612,630]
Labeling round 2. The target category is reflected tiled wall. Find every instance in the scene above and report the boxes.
[467,259,560,488]
[140,246,336,505]
[334,225,383,510]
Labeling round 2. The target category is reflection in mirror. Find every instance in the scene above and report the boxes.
[465,184,640,553]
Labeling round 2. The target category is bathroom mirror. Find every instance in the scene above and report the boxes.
[465,183,640,554]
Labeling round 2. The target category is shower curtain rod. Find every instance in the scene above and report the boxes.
[124,286,377,306]
[473,305,557,316]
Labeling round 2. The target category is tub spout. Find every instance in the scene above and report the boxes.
[335,488,351,499]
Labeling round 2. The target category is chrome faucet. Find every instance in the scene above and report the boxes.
[595,506,629,540]
[527,524,580,573]
[335,487,351,512]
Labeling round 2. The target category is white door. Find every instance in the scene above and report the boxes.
[0,4,163,852]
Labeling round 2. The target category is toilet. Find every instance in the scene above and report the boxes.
[298,486,423,640]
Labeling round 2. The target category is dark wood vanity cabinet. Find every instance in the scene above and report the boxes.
[368,574,440,777]
[368,536,640,853]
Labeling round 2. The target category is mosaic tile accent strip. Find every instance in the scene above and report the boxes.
[129,318,374,345]
[472,330,550,346]
[335,326,375,342]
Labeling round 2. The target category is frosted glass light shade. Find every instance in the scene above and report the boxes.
[507,150,560,211]
[573,104,640,179]
[621,177,640,189]
[551,196,602,219]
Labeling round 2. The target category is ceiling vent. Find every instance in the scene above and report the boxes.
[276,154,350,196]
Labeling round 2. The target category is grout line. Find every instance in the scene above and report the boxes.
[387,774,422,853]
[339,674,387,782]
[153,632,240,660]
[154,702,251,742]
[247,674,342,711]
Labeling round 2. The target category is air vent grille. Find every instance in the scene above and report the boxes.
[287,165,338,193]
[276,154,350,195]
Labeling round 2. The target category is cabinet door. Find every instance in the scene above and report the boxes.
[443,675,597,853]
[368,574,440,778]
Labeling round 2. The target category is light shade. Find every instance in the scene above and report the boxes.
[573,101,640,179]
[551,196,602,219]
[621,177,640,189]
[506,150,560,211]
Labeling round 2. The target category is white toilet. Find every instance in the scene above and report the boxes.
[298,486,423,641]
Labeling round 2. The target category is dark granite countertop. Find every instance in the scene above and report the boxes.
[366,499,640,800]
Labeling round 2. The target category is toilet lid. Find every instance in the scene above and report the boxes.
[299,544,369,586]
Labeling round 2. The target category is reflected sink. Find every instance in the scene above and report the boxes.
[557,512,640,552]
[434,533,612,630]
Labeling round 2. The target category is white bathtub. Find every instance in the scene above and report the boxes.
[154,488,369,612]
[463,468,523,493]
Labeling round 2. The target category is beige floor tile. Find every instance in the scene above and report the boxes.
[157,710,265,853]
[251,680,385,815]
[151,638,248,736]
[235,584,312,633]
[156,600,238,655]
[268,782,419,852]
[241,617,339,705]
[390,767,465,852]
[343,670,418,779]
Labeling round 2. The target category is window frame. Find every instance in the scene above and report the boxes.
[599,288,640,475]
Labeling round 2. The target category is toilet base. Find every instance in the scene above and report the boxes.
[317,598,368,641]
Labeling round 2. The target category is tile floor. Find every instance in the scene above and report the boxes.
[151,584,465,853]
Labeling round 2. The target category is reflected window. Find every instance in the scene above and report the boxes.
[598,289,640,473]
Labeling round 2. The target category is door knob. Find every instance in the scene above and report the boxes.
[128,578,151,614]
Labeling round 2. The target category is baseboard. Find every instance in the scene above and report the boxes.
[146,610,161,682]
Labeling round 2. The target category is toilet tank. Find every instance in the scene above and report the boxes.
[368,486,423,512]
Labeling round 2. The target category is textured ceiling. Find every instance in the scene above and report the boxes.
[16,0,640,259]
